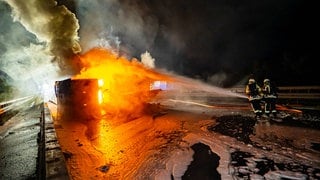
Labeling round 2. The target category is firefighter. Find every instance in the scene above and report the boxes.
[262,78,278,117]
[245,78,263,119]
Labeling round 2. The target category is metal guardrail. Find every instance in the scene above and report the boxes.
[0,96,36,115]
[0,96,34,106]
[43,103,69,179]
[229,86,320,99]
[38,103,46,179]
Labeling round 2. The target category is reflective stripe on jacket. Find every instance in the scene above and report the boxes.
[262,84,277,98]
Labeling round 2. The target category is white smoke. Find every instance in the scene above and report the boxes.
[1,42,65,98]
[75,0,159,57]
[3,0,81,74]
[0,0,162,100]
[207,71,227,86]
[141,51,155,68]
[0,0,80,99]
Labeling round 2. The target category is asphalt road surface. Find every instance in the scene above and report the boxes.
[1,96,319,179]
[0,104,41,179]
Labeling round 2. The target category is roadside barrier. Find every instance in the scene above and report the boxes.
[0,96,36,115]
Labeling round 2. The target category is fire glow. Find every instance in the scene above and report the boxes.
[72,48,173,117]
[51,48,251,179]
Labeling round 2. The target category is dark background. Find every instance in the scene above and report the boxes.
[126,0,318,87]
[1,0,319,87]
[111,0,318,86]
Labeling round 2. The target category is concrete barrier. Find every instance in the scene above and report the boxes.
[41,103,69,179]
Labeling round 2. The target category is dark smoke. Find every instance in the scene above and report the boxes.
[4,0,81,74]
[0,0,318,98]
[73,0,318,86]
[0,0,81,98]
[74,0,159,57]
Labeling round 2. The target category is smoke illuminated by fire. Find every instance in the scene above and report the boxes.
[0,0,246,111]
[72,48,173,116]
[4,0,81,75]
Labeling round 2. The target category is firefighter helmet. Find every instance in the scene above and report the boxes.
[264,79,270,84]
[248,79,255,84]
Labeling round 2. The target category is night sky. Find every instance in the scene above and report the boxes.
[114,0,318,87]
[1,0,319,88]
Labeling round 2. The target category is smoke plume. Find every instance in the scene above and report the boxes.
[75,0,159,58]
[4,0,81,74]
[141,51,155,69]
[73,0,317,86]
[0,0,82,99]
[0,0,317,103]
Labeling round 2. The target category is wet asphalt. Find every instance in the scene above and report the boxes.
[0,105,41,180]
[1,99,319,179]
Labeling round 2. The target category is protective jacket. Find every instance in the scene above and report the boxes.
[262,79,278,115]
[262,83,278,99]
[245,83,262,101]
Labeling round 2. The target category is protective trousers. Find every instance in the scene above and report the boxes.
[264,97,277,115]
[250,99,262,117]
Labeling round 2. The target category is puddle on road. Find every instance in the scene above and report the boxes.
[182,143,221,180]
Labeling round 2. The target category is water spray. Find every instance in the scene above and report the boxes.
[168,99,217,108]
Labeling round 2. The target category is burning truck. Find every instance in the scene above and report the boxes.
[53,48,175,131]
[54,78,170,120]
[54,78,103,120]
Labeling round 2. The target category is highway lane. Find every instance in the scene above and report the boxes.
[0,104,41,179]
[0,86,318,179]
[0,99,69,180]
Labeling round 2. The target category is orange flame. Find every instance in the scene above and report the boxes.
[72,48,172,117]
